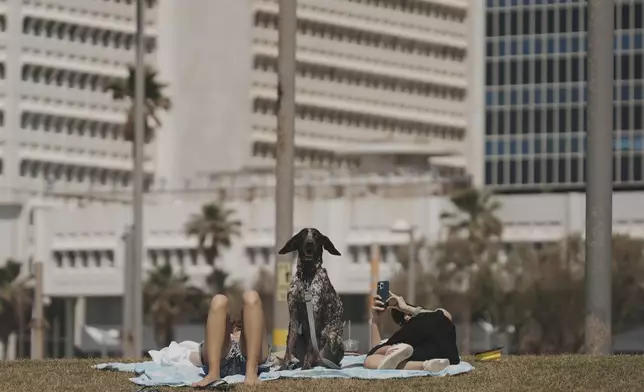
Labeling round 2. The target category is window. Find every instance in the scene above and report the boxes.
[510,10,518,35]
[509,160,517,183]
[546,9,555,33]
[558,158,567,184]
[559,8,567,32]
[521,10,531,34]
[545,158,555,184]
[534,108,542,133]
[534,159,542,183]
[496,160,505,185]
[534,10,543,34]
[634,155,642,182]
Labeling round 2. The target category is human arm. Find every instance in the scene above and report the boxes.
[370,295,386,348]
[386,292,436,317]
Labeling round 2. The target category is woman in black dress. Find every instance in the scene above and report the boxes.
[364,292,460,372]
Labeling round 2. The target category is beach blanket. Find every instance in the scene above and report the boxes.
[94,341,474,387]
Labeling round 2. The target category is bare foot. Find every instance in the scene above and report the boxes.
[244,373,260,386]
[192,373,220,388]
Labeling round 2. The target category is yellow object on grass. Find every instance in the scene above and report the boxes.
[272,329,289,349]
[474,347,504,361]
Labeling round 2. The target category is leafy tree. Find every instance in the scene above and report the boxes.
[143,264,193,347]
[436,188,503,354]
[0,260,32,359]
[511,236,586,354]
[611,235,644,333]
[185,203,241,270]
[507,234,644,354]
[104,65,171,144]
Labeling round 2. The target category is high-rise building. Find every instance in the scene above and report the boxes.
[155,0,471,188]
[483,0,643,192]
[1,0,158,202]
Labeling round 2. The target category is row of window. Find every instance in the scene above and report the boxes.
[485,155,644,187]
[23,17,156,53]
[346,0,466,22]
[486,55,644,86]
[485,84,644,107]
[487,0,582,7]
[21,112,125,140]
[253,141,360,170]
[254,11,465,62]
[485,4,644,37]
[21,64,125,95]
[485,133,644,156]
[486,33,644,58]
[99,0,156,6]
[252,98,463,139]
[253,55,465,101]
[485,105,644,135]
[19,160,140,188]
[53,250,115,268]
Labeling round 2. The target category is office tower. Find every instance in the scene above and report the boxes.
[484,0,643,191]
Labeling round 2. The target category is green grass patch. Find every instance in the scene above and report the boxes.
[0,355,642,392]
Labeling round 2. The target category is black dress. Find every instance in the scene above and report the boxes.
[367,310,460,365]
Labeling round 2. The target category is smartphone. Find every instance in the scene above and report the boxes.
[376,280,390,307]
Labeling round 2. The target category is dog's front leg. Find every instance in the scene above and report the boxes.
[302,346,317,370]
[282,320,298,369]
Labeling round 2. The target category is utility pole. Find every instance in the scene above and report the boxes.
[584,0,614,355]
[132,0,146,358]
[122,226,134,357]
[273,0,297,351]
[406,230,416,305]
[368,244,380,348]
[31,262,44,360]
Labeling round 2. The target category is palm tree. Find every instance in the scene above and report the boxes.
[143,264,193,348]
[437,187,503,354]
[184,203,242,269]
[0,260,32,359]
[104,65,171,144]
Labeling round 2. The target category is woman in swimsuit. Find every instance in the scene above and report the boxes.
[190,290,271,387]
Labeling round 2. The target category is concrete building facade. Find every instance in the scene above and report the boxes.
[153,0,471,188]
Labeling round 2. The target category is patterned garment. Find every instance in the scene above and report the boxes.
[199,339,273,378]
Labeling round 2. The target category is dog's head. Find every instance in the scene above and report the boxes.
[277,228,341,264]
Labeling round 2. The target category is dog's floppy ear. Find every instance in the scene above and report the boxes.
[321,235,341,256]
[278,229,306,254]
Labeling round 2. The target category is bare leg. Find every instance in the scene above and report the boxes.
[364,354,426,370]
[192,295,231,388]
[239,290,269,386]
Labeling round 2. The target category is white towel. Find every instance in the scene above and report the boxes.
[148,341,200,368]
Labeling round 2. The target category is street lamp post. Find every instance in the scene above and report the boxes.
[130,0,146,358]
[584,0,614,355]
[391,220,416,304]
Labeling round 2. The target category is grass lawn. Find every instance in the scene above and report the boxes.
[0,355,643,392]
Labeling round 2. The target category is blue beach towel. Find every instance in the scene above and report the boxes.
[95,355,474,387]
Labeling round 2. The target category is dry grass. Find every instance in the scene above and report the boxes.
[1,355,643,392]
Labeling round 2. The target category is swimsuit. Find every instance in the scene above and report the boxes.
[199,338,273,377]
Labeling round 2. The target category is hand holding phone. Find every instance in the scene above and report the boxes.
[376,281,390,308]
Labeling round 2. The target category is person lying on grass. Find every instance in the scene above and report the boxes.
[364,292,460,372]
[188,290,271,387]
